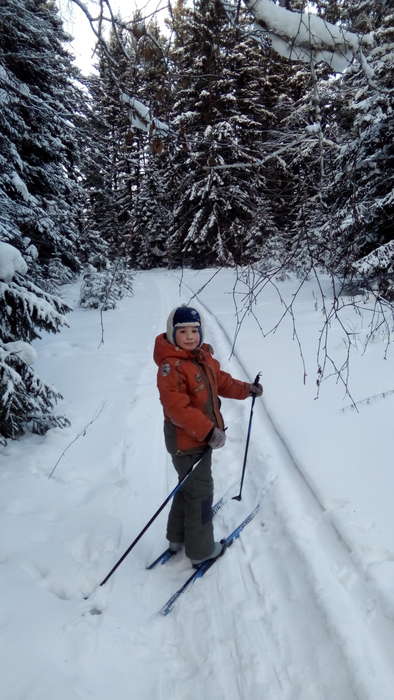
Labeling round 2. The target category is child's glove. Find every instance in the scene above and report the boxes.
[249,382,263,397]
[207,427,226,449]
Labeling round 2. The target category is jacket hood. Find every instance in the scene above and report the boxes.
[154,333,212,366]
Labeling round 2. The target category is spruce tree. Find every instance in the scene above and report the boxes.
[126,16,173,268]
[0,0,84,288]
[0,242,70,441]
[312,1,394,298]
[83,24,140,256]
[254,0,393,302]
[167,0,279,266]
[130,159,172,268]
[0,0,83,440]
[83,14,172,266]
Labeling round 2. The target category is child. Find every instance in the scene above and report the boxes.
[153,305,262,567]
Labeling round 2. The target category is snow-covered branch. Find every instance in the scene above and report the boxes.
[120,93,169,136]
[202,131,338,171]
[0,242,28,282]
[354,241,394,276]
[242,0,374,71]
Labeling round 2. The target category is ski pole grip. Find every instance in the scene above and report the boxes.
[253,372,261,386]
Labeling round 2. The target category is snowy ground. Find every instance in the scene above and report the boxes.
[1,268,394,700]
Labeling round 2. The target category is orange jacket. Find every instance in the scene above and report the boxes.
[154,333,250,453]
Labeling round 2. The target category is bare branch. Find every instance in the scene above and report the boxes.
[48,402,106,478]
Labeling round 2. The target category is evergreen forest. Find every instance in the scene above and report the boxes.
[0,0,393,441]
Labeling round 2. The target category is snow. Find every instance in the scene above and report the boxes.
[120,93,169,135]
[244,0,374,72]
[10,172,33,203]
[305,122,321,134]
[0,241,28,282]
[2,340,37,365]
[25,243,39,261]
[354,240,394,274]
[1,268,394,699]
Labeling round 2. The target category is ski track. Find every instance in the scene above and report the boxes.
[2,270,394,700]
[171,274,394,699]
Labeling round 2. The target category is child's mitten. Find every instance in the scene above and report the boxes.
[207,427,226,449]
[249,382,263,397]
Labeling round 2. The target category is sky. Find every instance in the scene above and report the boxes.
[58,0,168,74]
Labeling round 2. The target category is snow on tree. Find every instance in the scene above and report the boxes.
[0,242,28,281]
[167,0,280,266]
[124,16,172,267]
[0,242,71,441]
[353,241,394,300]
[307,2,394,299]
[221,0,393,301]
[0,0,85,289]
[0,0,90,440]
[243,0,375,71]
[79,261,134,310]
[124,15,170,135]
[128,161,172,268]
[83,20,146,255]
[83,11,172,269]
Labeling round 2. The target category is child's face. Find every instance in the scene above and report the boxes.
[175,325,200,351]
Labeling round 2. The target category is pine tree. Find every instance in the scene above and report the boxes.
[0,0,84,288]
[0,0,84,440]
[128,157,170,267]
[167,0,279,266]
[312,1,394,298]
[83,14,173,266]
[261,58,337,273]
[126,16,173,268]
[83,24,139,256]
[254,0,393,301]
[0,242,70,441]
[79,260,134,310]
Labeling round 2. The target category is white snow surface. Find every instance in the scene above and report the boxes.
[1,268,394,700]
[0,241,28,282]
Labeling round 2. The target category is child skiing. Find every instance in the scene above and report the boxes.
[154,305,263,567]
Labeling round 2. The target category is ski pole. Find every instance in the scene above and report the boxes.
[98,449,209,588]
[232,372,261,502]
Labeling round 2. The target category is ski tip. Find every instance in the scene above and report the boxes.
[146,548,175,569]
[232,495,242,501]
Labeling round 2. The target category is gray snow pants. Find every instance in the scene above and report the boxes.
[166,449,214,561]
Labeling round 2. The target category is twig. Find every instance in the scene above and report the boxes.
[98,257,123,348]
[48,402,106,478]
[186,268,223,304]
[339,389,394,413]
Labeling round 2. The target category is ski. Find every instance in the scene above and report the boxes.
[159,503,261,615]
[146,547,177,569]
[146,494,227,570]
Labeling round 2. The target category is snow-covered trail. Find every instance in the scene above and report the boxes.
[1,269,394,700]
[182,275,394,699]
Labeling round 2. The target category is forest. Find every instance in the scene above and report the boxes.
[0,0,393,441]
